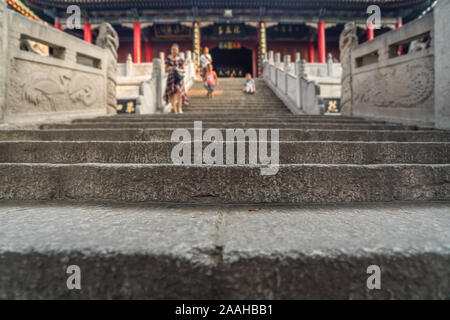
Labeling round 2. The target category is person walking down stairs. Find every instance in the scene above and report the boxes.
[203,64,218,99]
[164,43,189,114]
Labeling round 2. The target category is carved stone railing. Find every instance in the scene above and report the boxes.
[340,5,450,129]
[264,56,322,115]
[0,1,118,124]
[264,50,344,115]
[116,54,152,102]
[136,50,196,114]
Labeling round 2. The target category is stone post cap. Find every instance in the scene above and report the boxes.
[295,52,301,62]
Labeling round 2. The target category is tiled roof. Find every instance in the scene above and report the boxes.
[26,0,432,10]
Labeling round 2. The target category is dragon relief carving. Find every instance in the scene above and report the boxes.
[339,22,358,116]
[353,59,434,108]
[95,23,119,114]
[23,72,97,111]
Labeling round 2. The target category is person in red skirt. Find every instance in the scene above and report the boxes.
[164,43,189,114]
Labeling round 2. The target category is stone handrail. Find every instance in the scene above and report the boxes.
[0,1,118,125]
[136,50,196,114]
[340,3,450,129]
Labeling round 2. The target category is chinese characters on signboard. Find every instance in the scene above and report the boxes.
[213,23,246,38]
[116,99,136,114]
[324,99,341,113]
[193,21,201,72]
[258,22,266,76]
[154,24,192,39]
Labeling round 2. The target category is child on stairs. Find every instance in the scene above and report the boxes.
[203,64,218,99]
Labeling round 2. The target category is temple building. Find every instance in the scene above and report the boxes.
[24,0,434,77]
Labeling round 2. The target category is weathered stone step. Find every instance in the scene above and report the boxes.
[0,163,448,203]
[40,121,417,130]
[92,114,361,120]
[1,141,448,164]
[0,200,448,299]
[184,102,286,107]
[2,129,448,142]
[183,109,291,113]
[73,116,387,125]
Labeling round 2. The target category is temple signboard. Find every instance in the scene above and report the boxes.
[213,23,247,39]
[154,24,192,39]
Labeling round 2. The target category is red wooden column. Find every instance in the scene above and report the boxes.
[317,21,326,63]
[366,22,374,41]
[84,22,92,43]
[134,22,142,63]
[307,33,315,63]
[54,18,62,30]
[144,40,152,63]
[396,17,403,55]
[252,47,257,78]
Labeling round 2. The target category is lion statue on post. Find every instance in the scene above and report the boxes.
[339,22,358,116]
[96,23,119,115]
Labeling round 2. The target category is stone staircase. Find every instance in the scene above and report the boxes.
[0,78,449,299]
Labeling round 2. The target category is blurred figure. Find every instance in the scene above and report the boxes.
[200,47,212,77]
[242,73,256,94]
[164,43,189,114]
[203,64,218,99]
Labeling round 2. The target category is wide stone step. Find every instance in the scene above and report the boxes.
[184,102,286,107]
[91,114,362,121]
[183,108,289,112]
[40,121,417,130]
[1,141,448,164]
[73,116,388,125]
[0,201,448,299]
[183,110,292,114]
[2,129,448,142]
[0,163,448,203]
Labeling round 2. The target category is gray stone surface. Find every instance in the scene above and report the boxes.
[0,0,7,123]
[0,201,448,299]
[40,121,416,130]
[2,128,449,142]
[434,0,450,130]
[0,141,448,164]
[0,164,449,203]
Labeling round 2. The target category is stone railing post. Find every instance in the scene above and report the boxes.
[327,53,333,77]
[434,0,450,129]
[95,23,120,115]
[268,50,274,64]
[126,54,133,77]
[159,52,165,74]
[152,58,163,111]
[274,53,281,68]
[284,55,292,73]
[0,0,8,122]
[179,52,185,60]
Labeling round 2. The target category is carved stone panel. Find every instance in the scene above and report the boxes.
[352,56,434,124]
[6,59,105,116]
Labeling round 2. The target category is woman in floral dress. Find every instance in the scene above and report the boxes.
[164,43,189,114]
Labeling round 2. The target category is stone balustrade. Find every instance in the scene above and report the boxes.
[136,50,196,114]
[340,1,450,129]
[116,54,153,102]
[0,1,118,125]
[263,50,342,115]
